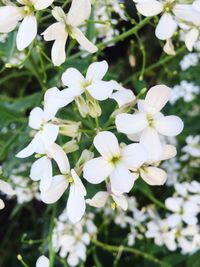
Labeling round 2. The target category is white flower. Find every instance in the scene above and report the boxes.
[116,85,183,161]
[61,61,115,101]
[30,142,69,192]
[42,1,97,66]
[86,184,128,211]
[16,87,73,158]
[0,180,15,210]
[0,0,54,50]
[165,196,199,227]
[41,167,86,223]
[182,135,200,158]
[83,131,147,194]
[36,255,49,267]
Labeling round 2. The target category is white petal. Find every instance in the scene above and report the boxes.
[110,163,135,193]
[34,0,54,10]
[163,39,176,56]
[193,0,200,12]
[16,132,43,158]
[185,28,199,52]
[87,80,115,101]
[173,4,200,23]
[16,15,37,51]
[29,107,44,129]
[140,167,167,186]
[66,0,91,27]
[154,115,184,136]
[160,145,177,160]
[86,61,108,81]
[93,131,120,160]
[71,169,86,196]
[116,113,148,134]
[40,175,68,204]
[0,180,15,196]
[42,22,66,41]
[136,0,163,16]
[30,156,52,191]
[42,123,59,147]
[182,214,198,226]
[52,7,67,22]
[86,191,109,208]
[51,38,67,66]
[47,143,70,174]
[0,6,23,33]
[110,89,136,108]
[145,85,171,112]
[121,143,147,169]
[67,184,86,223]
[155,13,177,40]
[167,214,182,227]
[165,197,183,212]
[112,194,128,211]
[61,67,84,88]
[72,27,98,53]
[36,255,50,267]
[0,199,5,210]
[67,253,79,267]
[83,157,113,184]
[140,128,163,162]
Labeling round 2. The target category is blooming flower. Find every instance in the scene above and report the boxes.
[42,0,97,66]
[0,0,54,50]
[41,167,86,223]
[83,131,147,194]
[16,87,73,158]
[116,85,183,161]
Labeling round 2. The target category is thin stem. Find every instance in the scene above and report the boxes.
[92,239,171,267]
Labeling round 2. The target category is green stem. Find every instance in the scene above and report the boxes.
[49,205,56,267]
[92,239,171,267]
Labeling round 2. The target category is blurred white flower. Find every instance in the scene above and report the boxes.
[180,53,199,71]
[0,0,54,50]
[0,180,15,210]
[83,131,147,194]
[182,135,200,158]
[42,1,97,66]
[116,85,183,162]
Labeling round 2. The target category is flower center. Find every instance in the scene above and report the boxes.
[23,4,35,15]
[110,156,120,166]
[163,1,174,13]
[65,174,74,184]
[146,113,154,127]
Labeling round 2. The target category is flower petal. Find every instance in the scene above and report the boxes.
[42,22,66,41]
[51,37,67,66]
[34,0,54,10]
[86,191,109,208]
[30,156,52,191]
[47,143,70,174]
[72,27,97,53]
[61,67,84,88]
[155,13,177,40]
[110,163,135,193]
[0,6,23,33]
[0,199,5,210]
[165,197,183,212]
[185,28,199,52]
[36,255,50,267]
[0,180,15,196]
[154,115,184,136]
[173,4,200,23]
[160,145,177,160]
[66,0,91,27]
[135,0,163,16]
[87,80,115,101]
[140,128,163,162]
[121,143,147,169]
[67,184,86,223]
[110,88,136,108]
[42,123,59,147]
[83,157,113,184]
[112,193,128,211]
[29,107,44,129]
[193,0,200,12]
[115,113,148,134]
[93,131,120,160]
[140,167,167,186]
[40,175,68,204]
[16,15,37,50]
[86,61,108,81]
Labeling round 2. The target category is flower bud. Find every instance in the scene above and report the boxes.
[62,140,79,154]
